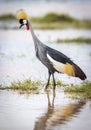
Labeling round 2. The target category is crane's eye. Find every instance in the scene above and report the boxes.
[23,19,27,25]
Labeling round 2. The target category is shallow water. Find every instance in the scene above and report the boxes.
[0,90,91,130]
[0,29,91,130]
[0,29,91,85]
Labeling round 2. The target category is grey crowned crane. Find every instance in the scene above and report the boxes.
[17,10,86,90]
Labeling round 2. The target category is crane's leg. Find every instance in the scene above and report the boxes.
[45,70,51,90]
[52,74,56,90]
[52,74,56,106]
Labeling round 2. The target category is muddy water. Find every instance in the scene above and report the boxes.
[0,90,91,130]
[0,29,91,85]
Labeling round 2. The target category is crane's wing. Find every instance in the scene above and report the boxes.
[46,46,86,80]
[47,46,73,64]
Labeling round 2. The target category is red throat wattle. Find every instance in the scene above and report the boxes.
[26,24,29,30]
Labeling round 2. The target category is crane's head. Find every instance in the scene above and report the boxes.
[16,9,29,30]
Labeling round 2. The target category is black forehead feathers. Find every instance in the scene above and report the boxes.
[19,19,23,24]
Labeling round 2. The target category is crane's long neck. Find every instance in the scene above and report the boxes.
[28,22,39,52]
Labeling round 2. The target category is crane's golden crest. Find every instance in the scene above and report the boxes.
[16,9,28,20]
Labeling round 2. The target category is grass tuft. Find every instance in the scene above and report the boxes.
[1,79,91,98]
[65,82,91,98]
[56,37,91,44]
[0,79,42,94]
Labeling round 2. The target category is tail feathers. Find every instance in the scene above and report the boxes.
[73,64,87,80]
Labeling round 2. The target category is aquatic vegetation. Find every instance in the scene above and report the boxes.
[56,37,91,44]
[10,80,41,90]
[65,82,91,98]
[0,79,42,94]
[0,79,91,98]
[0,79,62,91]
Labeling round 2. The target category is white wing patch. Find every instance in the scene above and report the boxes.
[47,53,65,73]
[47,53,75,76]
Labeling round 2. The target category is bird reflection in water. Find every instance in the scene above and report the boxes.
[34,91,86,130]
[46,90,56,107]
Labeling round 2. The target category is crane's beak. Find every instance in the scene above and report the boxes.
[19,24,24,29]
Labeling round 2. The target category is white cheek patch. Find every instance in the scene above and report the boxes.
[23,20,27,25]
[47,53,65,73]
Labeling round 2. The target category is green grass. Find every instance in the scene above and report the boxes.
[65,82,91,98]
[0,79,62,92]
[56,37,91,44]
[1,79,91,98]
[0,12,91,29]
[0,79,42,94]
